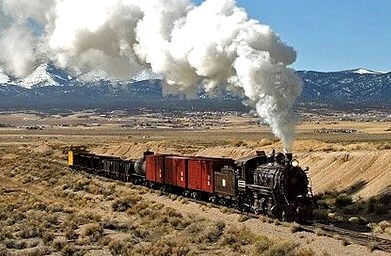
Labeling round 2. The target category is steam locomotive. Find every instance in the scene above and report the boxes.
[68,147,313,221]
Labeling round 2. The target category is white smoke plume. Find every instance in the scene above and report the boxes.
[0,0,302,151]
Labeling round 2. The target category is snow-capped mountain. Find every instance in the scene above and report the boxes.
[0,63,163,108]
[0,63,390,109]
[18,63,74,89]
[297,69,391,107]
[0,67,10,84]
[351,68,383,75]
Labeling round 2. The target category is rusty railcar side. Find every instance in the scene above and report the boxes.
[164,156,189,188]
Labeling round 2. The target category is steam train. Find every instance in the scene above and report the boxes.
[67,147,313,221]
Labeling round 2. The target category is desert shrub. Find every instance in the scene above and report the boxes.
[32,202,48,211]
[290,223,302,233]
[186,221,225,243]
[17,224,41,239]
[314,228,325,236]
[163,207,182,218]
[295,247,316,256]
[367,242,379,252]
[167,216,188,230]
[19,246,51,256]
[41,230,54,244]
[252,236,272,254]
[207,221,225,242]
[238,215,250,222]
[22,174,34,184]
[0,245,9,256]
[108,238,132,255]
[62,212,101,240]
[3,239,27,250]
[369,220,391,234]
[378,193,391,204]
[64,226,78,240]
[131,235,190,256]
[135,206,154,219]
[344,202,366,215]
[112,196,141,212]
[335,194,353,208]
[127,201,149,216]
[220,226,256,251]
[375,203,388,215]
[52,237,67,251]
[48,203,65,213]
[259,215,274,223]
[132,225,152,240]
[379,220,391,230]
[80,223,103,242]
[72,178,90,192]
[0,226,12,241]
[312,209,329,220]
[262,241,298,256]
[61,243,79,256]
[103,220,129,231]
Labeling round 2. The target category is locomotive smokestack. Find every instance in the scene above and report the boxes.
[267,149,276,163]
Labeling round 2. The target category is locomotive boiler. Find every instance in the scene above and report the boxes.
[67,147,313,221]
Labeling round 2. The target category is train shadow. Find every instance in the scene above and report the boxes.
[313,180,391,233]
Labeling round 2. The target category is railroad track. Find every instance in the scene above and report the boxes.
[299,222,391,253]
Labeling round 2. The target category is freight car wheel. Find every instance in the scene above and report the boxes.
[182,190,190,197]
[191,192,199,200]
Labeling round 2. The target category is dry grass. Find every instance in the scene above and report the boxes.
[0,144,322,256]
[368,220,391,235]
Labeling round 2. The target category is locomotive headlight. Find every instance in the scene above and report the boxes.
[291,159,299,167]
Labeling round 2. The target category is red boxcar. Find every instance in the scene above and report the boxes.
[146,153,234,194]
[146,154,170,184]
[164,156,188,188]
[188,157,234,193]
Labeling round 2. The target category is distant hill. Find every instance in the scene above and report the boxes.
[297,69,391,108]
[0,63,390,110]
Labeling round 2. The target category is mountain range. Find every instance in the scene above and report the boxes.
[0,63,390,110]
[297,69,391,108]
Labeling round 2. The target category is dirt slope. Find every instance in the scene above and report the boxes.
[299,151,391,198]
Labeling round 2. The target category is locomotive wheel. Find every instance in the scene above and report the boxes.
[281,210,287,222]
[218,198,226,206]
[209,196,217,204]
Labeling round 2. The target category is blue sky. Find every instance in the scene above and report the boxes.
[193,0,391,72]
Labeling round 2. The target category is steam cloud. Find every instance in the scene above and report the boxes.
[0,0,302,151]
